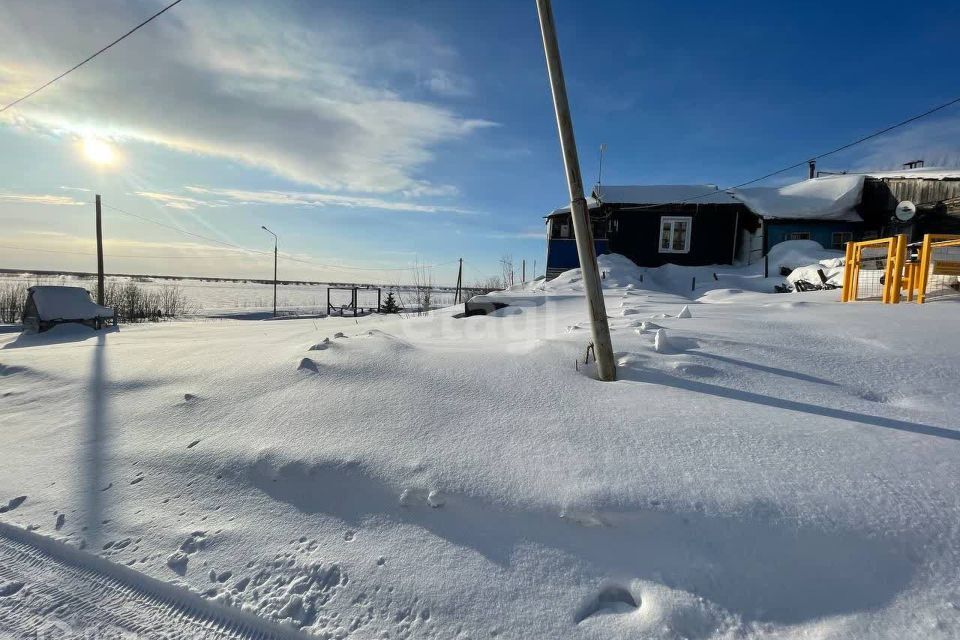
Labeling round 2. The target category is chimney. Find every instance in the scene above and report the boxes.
[808,159,816,179]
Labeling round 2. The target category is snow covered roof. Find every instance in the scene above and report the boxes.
[545,185,740,217]
[730,174,865,222]
[594,184,740,206]
[863,167,960,180]
[546,197,601,217]
[28,286,114,320]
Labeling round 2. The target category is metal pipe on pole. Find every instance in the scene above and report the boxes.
[535,0,616,381]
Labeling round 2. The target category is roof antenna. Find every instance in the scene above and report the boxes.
[596,143,607,195]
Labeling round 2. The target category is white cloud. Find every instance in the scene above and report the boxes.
[0,192,84,206]
[425,69,473,98]
[134,191,224,211]
[0,0,494,194]
[485,230,545,240]
[850,116,960,171]
[183,186,474,214]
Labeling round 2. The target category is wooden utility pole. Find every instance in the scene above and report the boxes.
[536,0,616,381]
[261,225,278,317]
[95,194,105,306]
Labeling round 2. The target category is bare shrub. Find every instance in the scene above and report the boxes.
[461,276,505,300]
[411,263,433,316]
[98,281,193,322]
[0,280,28,324]
[499,255,515,288]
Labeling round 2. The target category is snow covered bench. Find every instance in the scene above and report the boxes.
[22,286,116,333]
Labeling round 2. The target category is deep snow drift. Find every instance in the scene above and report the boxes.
[1,253,959,639]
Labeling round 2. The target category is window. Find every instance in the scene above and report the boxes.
[559,223,570,238]
[831,231,853,250]
[784,232,811,241]
[659,216,692,253]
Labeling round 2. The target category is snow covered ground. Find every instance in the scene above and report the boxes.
[0,273,454,318]
[1,252,959,639]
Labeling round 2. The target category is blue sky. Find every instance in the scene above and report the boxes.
[1,0,958,284]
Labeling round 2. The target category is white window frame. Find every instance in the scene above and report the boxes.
[658,216,693,254]
[831,231,853,250]
[784,232,811,241]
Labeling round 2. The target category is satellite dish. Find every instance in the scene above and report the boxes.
[895,200,916,222]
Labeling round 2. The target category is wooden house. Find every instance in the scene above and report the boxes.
[544,185,756,279]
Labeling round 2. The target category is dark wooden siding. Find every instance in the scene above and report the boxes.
[862,177,960,238]
[608,204,745,267]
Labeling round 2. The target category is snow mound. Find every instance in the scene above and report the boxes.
[786,264,844,290]
[654,329,670,353]
[767,240,844,273]
[677,305,692,319]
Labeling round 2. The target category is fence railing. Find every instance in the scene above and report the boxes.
[917,235,960,303]
[843,234,960,304]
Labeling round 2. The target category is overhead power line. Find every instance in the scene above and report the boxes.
[99,201,268,256]
[612,94,960,210]
[0,0,186,114]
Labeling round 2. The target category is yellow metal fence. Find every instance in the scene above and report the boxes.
[842,234,960,304]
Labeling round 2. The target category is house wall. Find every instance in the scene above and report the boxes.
[608,205,742,268]
[545,238,610,273]
[544,205,747,275]
[764,220,862,252]
[862,178,960,240]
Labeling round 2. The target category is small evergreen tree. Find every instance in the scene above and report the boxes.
[380,291,400,314]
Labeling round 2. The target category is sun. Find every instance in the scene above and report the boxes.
[82,137,117,166]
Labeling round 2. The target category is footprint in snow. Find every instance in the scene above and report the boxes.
[55,514,65,530]
[575,585,639,623]
[183,393,197,402]
[0,496,27,513]
[130,477,144,486]
[298,357,319,373]
[187,439,201,449]
[308,338,331,351]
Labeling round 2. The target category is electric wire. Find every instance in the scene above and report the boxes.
[0,0,187,114]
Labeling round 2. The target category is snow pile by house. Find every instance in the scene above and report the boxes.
[1,254,959,639]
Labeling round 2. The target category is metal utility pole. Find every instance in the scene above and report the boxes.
[535,0,616,381]
[95,194,105,305]
[455,258,463,304]
[522,259,526,284]
[261,226,278,317]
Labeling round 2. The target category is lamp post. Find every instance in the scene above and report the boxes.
[261,225,277,318]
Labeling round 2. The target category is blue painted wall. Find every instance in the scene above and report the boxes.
[765,221,862,252]
[546,239,609,270]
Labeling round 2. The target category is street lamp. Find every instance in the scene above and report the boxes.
[261,225,277,318]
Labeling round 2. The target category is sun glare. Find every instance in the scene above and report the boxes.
[82,137,117,166]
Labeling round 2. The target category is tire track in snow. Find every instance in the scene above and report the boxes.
[0,522,308,640]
